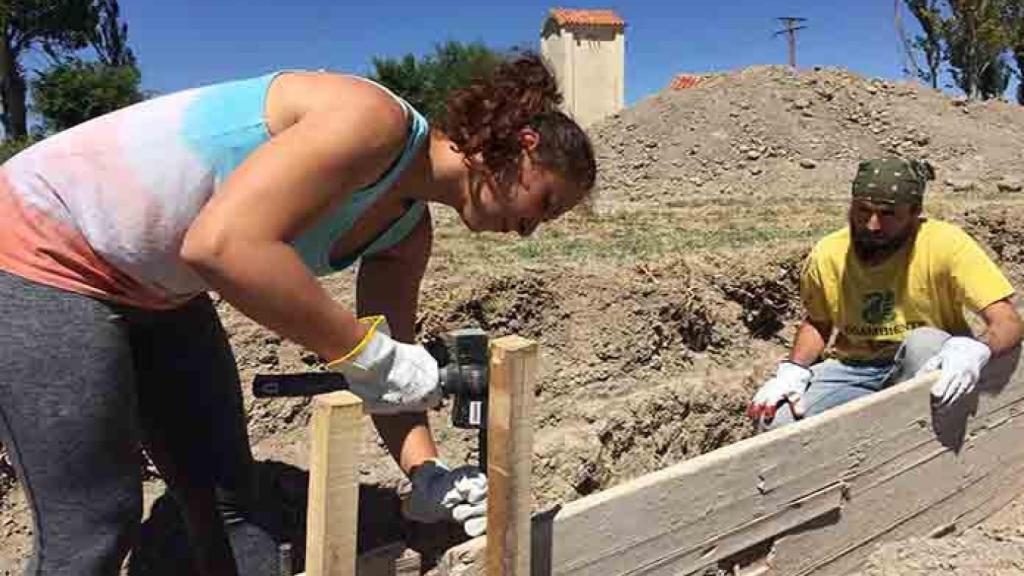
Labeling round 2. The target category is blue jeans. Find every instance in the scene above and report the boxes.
[765,327,951,430]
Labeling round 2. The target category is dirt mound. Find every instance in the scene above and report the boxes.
[590,65,1024,207]
[962,207,1024,285]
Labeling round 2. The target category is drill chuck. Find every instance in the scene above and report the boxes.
[439,364,488,397]
[439,328,489,429]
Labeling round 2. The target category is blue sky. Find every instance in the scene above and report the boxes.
[111,1,998,106]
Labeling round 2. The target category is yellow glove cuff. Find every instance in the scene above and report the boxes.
[326,315,388,369]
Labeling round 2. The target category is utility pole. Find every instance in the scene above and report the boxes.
[774,16,807,68]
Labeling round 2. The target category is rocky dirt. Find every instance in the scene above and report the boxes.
[592,65,1024,210]
[857,496,1024,576]
[4,64,1024,574]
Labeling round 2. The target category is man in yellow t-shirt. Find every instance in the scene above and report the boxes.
[748,157,1022,429]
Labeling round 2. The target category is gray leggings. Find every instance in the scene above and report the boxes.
[0,269,277,575]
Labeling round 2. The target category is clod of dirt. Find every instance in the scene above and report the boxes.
[0,447,13,504]
[946,178,977,192]
[997,177,1023,193]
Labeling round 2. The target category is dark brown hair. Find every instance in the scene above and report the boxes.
[441,51,596,193]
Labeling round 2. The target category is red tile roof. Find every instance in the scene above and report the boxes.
[549,8,625,27]
[669,74,710,90]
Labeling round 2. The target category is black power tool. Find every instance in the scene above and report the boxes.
[252,328,490,466]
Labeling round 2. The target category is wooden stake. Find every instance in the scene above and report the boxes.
[305,391,363,576]
[486,336,537,576]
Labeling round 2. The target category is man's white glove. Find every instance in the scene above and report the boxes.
[916,336,991,410]
[327,316,442,414]
[404,460,488,537]
[748,361,813,423]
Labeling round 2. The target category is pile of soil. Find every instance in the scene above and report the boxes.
[591,65,1024,208]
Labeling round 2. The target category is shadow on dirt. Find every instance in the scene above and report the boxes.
[128,460,469,575]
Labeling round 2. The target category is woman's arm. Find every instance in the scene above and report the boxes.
[356,211,439,474]
[181,79,408,361]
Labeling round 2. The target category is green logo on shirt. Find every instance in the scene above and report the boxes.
[862,290,896,324]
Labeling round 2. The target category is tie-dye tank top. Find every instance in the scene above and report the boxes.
[0,71,428,309]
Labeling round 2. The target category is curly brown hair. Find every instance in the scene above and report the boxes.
[440,51,596,193]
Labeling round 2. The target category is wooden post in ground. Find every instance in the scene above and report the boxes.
[304,391,363,576]
[486,336,537,576]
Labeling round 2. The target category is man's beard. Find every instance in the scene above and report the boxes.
[851,221,918,261]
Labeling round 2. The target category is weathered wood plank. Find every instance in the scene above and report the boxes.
[629,480,846,575]
[487,336,537,576]
[305,391,363,576]
[773,394,1024,575]
[556,362,1024,576]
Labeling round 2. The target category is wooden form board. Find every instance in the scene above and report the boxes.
[486,336,537,576]
[305,391,363,576]
[440,351,1024,576]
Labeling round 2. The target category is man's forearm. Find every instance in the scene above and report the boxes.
[982,319,1023,357]
[979,299,1023,357]
[978,323,1019,354]
[789,318,830,367]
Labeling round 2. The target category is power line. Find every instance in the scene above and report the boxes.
[774,16,808,68]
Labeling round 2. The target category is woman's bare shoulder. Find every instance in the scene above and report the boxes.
[264,71,405,136]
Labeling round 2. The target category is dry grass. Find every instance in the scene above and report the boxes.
[429,199,846,270]
[428,192,1024,275]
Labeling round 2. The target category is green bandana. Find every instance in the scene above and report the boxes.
[852,157,935,205]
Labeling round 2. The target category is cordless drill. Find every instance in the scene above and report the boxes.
[252,328,490,466]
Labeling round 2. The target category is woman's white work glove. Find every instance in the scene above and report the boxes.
[404,460,488,537]
[327,316,442,414]
[916,336,991,410]
[747,361,813,423]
